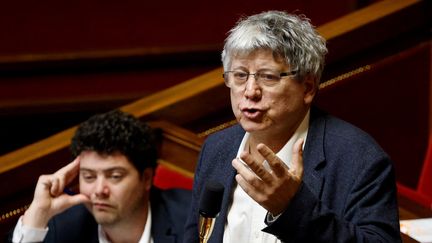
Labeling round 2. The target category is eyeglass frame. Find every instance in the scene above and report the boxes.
[222,70,298,89]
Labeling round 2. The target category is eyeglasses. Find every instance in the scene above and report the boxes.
[223,70,297,89]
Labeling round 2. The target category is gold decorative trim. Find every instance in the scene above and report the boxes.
[319,65,372,90]
[0,204,29,222]
[197,119,238,138]
[157,159,194,178]
[0,44,220,65]
[164,133,202,151]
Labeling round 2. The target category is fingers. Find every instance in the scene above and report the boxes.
[232,138,305,214]
[255,138,304,178]
[256,143,287,178]
[232,157,266,196]
[55,157,80,185]
[50,177,61,196]
[24,158,84,229]
[53,194,90,212]
[236,152,273,183]
[232,155,260,182]
[234,138,304,181]
[49,157,80,196]
[37,158,80,197]
[231,158,254,198]
[231,160,262,202]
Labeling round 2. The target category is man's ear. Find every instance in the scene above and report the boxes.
[143,168,154,190]
[303,76,318,105]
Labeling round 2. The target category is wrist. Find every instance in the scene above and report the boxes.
[22,204,51,229]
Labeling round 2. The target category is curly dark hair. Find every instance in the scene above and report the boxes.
[70,110,158,174]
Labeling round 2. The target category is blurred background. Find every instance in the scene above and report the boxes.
[1,1,431,240]
[0,0,376,155]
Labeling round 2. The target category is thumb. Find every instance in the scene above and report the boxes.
[52,194,90,213]
[291,138,304,178]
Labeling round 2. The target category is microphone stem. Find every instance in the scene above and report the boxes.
[199,216,215,243]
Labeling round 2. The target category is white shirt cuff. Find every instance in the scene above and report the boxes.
[12,216,48,243]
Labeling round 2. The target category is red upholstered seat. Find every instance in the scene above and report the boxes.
[153,164,193,190]
[397,135,432,209]
[418,136,432,199]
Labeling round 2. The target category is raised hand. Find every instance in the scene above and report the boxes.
[22,157,90,228]
[232,138,304,215]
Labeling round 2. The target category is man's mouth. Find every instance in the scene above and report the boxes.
[241,108,263,120]
[92,202,113,210]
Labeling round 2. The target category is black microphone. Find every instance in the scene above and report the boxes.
[198,181,224,243]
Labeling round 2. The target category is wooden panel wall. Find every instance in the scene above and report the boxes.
[0,0,364,156]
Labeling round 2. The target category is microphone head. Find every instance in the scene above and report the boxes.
[199,181,224,218]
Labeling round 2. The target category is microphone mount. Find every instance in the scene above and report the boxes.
[198,181,224,243]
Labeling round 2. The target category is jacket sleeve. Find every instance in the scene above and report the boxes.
[263,155,401,243]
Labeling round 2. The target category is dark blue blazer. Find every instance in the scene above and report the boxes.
[184,108,401,243]
[11,188,191,243]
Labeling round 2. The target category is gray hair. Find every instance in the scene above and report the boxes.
[222,10,328,84]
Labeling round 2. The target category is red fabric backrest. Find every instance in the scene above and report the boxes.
[418,135,432,197]
[153,164,193,190]
[396,135,432,208]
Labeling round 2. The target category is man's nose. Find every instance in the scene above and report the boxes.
[94,178,109,197]
[244,75,262,99]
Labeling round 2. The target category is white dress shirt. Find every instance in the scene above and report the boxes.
[223,111,309,243]
[12,205,153,243]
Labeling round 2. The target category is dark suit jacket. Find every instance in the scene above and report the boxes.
[10,187,191,243]
[184,108,401,243]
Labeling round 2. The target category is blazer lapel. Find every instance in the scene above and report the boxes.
[211,125,245,243]
[302,107,327,199]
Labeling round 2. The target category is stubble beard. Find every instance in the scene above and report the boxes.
[92,207,120,226]
[92,193,147,227]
